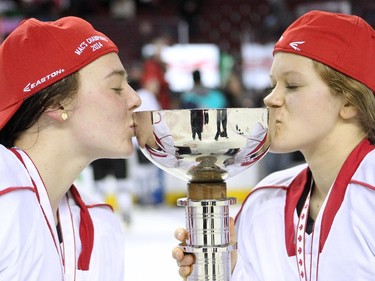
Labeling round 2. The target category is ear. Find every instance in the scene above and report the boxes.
[44,105,66,122]
[340,102,358,120]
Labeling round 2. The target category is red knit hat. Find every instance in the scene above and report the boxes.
[274,10,375,92]
[0,17,118,129]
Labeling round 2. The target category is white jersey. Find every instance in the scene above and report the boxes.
[0,146,124,281]
[233,139,375,281]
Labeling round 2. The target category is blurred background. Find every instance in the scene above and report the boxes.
[1,0,374,280]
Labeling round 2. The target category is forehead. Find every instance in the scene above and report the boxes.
[270,52,316,77]
[79,52,126,78]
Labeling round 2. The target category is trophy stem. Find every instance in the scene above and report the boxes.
[178,181,237,281]
[187,182,227,200]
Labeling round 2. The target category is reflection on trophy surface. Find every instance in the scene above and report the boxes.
[133,108,269,281]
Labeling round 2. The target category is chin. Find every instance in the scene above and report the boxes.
[104,144,135,159]
[114,148,133,158]
[121,143,135,158]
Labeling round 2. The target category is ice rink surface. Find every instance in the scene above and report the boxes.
[123,204,241,281]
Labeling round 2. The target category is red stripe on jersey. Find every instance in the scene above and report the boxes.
[0,186,35,195]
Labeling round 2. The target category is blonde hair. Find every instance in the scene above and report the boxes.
[313,61,375,144]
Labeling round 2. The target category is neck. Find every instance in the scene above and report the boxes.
[15,132,89,223]
[303,136,364,219]
[309,182,325,220]
[303,133,364,191]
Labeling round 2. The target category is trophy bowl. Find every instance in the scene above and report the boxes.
[133,108,269,281]
[133,108,269,183]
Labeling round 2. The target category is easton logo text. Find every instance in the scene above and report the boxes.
[23,69,65,92]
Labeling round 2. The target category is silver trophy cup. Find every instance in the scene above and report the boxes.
[133,108,269,281]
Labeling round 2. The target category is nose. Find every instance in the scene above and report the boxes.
[263,87,283,108]
[128,85,142,110]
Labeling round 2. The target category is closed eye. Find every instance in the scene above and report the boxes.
[286,84,299,90]
[112,88,124,94]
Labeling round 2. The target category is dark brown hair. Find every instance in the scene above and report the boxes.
[0,72,79,147]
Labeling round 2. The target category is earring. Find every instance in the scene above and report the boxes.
[61,111,68,121]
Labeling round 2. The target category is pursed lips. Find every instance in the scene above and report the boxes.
[130,123,137,136]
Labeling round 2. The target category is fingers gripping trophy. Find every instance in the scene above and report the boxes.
[133,108,270,281]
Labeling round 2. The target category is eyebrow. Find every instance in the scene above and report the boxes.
[104,69,127,80]
[270,70,305,80]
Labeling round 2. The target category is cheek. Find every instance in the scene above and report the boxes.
[289,89,335,123]
[97,96,127,123]
[75,98,123,135]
